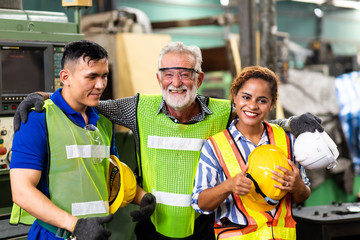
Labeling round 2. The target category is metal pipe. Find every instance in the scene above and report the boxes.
[74,7,81,34]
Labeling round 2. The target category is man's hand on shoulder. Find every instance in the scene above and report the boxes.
[289,112,324,137]
[13,92,46,132]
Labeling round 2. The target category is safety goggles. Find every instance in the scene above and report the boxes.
[159,67,199,81]
[84,124,108,164]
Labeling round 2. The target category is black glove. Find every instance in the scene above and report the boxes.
[13,93,44,132]
[72,214,113,240]
[130,193,156,222]
[289,112,324,137]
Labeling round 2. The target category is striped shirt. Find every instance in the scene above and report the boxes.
[191,119,310,226]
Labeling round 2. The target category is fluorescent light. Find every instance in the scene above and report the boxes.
[291,0,360,9]
[291,0,326,4]
[332,0,360,9]
[220,0,229,6]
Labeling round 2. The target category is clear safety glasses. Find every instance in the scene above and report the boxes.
[159,67,199,81]
[84,124,109,164]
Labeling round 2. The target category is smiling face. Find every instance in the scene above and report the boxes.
[234,78,275,130]
[157,52,203,112]
[60,57,109,113]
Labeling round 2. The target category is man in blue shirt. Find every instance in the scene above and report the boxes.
[10,40,155,240]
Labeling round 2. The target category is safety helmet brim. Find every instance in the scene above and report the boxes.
[108,155,137,214]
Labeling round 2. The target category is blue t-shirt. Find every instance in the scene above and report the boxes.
[10,88,118,239]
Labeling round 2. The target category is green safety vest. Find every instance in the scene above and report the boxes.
[137,94,231,238]
[10,99,112,225]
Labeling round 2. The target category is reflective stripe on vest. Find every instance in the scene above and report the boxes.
[45,99,112,218]
[147,135,205,151]
[209,122,296,240]
[137,94,231,238]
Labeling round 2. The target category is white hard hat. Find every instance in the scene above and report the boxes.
[294,130,339,170]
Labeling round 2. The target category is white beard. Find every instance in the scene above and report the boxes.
[161,80,198,111]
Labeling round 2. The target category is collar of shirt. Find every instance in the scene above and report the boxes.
[51,88,100,128]
[228,119,269,146]
[156,95,213,123]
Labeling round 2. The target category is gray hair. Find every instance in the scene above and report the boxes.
[158,41,203,72]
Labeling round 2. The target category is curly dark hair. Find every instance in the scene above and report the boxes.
[230,66,279,105]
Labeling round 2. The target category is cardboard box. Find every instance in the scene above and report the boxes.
[62,0,92,7]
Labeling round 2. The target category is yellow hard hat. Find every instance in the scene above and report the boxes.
[243,145,292,212]
[108,155,137,214]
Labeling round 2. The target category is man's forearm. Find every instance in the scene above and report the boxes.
[269,116,294,131]
[10,169,78,231]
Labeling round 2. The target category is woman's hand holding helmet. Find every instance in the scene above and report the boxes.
[271,159,302,194]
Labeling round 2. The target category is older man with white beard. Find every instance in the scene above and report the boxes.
[98,42,231,240]
[14,41,325,240]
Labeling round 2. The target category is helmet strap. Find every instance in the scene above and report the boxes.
[246,173,279,206]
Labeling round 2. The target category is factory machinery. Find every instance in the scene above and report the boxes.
[0,1,86,238]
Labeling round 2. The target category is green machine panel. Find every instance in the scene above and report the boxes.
[0,9,83,42]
